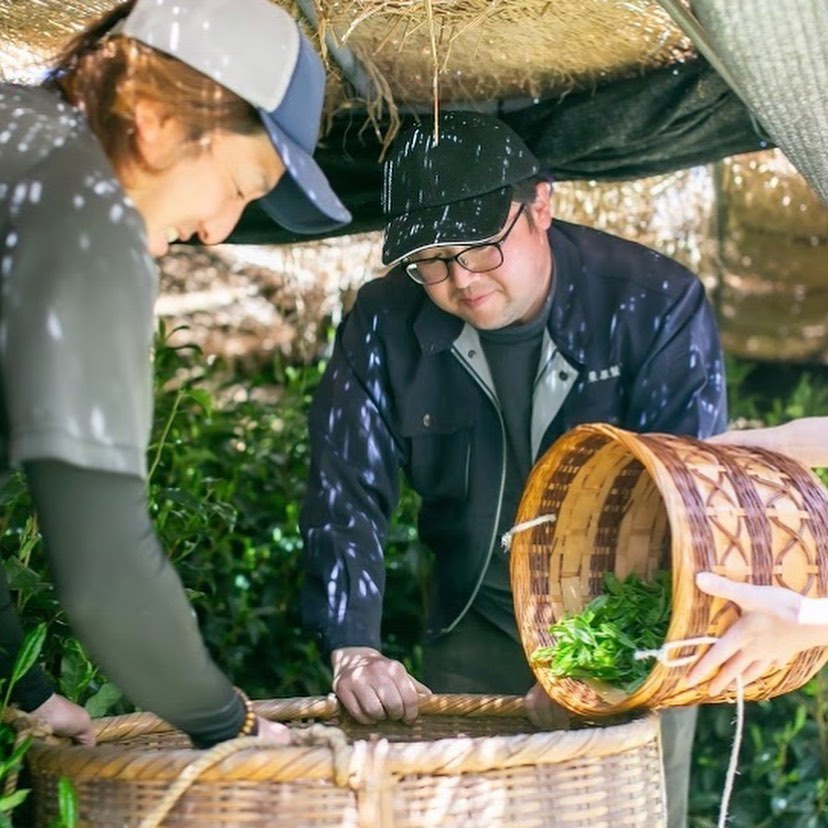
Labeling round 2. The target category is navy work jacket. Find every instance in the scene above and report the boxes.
[300,220,727,655]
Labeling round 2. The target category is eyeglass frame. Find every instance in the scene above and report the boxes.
[403,203,526,286]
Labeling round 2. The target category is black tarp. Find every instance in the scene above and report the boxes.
[229,57,772,245]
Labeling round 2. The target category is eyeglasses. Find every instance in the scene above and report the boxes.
[404,204,526,286]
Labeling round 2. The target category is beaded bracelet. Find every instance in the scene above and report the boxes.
[235,688,259,737]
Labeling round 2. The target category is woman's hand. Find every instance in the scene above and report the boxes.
[255,715,292,744]
[707,418,828,467]
[29,693,96,745]
[686,572,828,695]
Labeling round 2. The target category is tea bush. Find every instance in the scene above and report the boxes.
[0,323,426,706]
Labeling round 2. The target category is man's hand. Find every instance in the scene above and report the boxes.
[686,572,828,695]
[29,693,96,745]
[523,682,570,730]
[331,646,431,724]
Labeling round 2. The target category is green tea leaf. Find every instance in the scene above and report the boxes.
[57,777,78,828]
[0,789,29,812]
[531,570,671,690]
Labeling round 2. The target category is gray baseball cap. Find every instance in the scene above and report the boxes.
[122,0,351,233]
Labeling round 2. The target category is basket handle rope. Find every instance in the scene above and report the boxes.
[137,693,529,828]
[137,724,354,828]
[501,513,557,552]
[2,707,55,798]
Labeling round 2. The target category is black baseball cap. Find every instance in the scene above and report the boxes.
[381,110,540,265]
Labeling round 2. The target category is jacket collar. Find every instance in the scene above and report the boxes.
[409,221,590,365]
[545,222,590,368]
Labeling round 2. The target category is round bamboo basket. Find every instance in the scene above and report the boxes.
[510,423,828,717]
[25,694,665,828]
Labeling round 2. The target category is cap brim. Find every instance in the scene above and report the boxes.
[258,118,352,234]
[382,187,512,266]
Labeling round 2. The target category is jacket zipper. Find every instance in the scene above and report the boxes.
[440,343,507,635]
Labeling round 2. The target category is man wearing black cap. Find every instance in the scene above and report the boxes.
[300,110,726,826]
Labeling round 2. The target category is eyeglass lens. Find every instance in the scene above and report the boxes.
[405,204,524,285]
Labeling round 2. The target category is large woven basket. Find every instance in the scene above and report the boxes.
[25,694,665,828]
[510,423,828,716]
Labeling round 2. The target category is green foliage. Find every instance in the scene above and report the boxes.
[0,322,426,708]
[49,777,78,828]
[532,571,671,692]
[0,624,79,828]
[0,472,117,719]
[144,324,427,696]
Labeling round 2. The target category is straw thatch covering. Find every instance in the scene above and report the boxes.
[4,0,828,362]
[309,0,690,122]
[1,0,690,115]
[716,151,828,362]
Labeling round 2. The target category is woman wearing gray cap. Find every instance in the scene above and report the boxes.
[0,0,349,747]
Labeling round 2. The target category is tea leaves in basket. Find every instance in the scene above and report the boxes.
[531,571,672,693]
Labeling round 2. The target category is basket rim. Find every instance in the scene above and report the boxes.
[26,694,662,782]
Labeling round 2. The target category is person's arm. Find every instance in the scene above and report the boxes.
[24,459,288,747]
[625,276,727,439]
[686,572,828,695]
[707,417,828,467]
[300,310,430,722]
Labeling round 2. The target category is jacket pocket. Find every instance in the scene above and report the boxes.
[400,411,472,500]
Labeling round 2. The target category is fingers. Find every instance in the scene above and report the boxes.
[75,726,97,747]
[333,653,424,724]
[256,717,292,745]
[705,651,756,697]
[695,572,755,607]
[30,692,96,745]
[337,680,412,724]
[685,625,744,688]
[412,677,433,698]
[686,631,775,697]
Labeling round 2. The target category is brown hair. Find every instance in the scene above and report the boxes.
[511,173,553,229]
[46,0,262,174]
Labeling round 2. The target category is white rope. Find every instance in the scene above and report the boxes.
[634,636,720,667]
[500,513,557,551]
[718,677,745,828]
[635,637,745,828]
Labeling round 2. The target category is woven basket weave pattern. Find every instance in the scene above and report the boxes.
[512,424,828,716]
[27,695,665,827]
